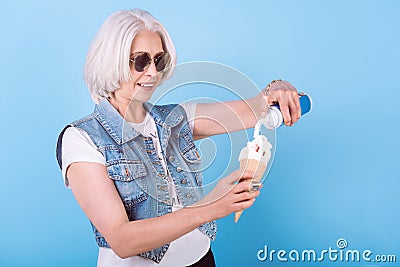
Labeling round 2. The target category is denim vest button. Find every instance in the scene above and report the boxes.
[186,193,192,198]
[181,179,187,184]
[176,167,182,172]
[125,168,130,177]
[169,156,174,161]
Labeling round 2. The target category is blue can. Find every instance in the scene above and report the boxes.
[263,93,312,129]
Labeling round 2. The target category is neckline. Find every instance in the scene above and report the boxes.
[128,112,150,126]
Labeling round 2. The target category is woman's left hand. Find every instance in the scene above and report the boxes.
[252,80,302,126]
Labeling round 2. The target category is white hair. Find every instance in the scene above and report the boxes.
[83,9,177,103]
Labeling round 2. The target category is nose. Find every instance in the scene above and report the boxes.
[144,60,157,76]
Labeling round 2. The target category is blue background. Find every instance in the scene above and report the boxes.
[1,0,399,266]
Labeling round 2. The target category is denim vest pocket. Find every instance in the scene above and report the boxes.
[179,137,203,186]
[180,142,201,163]
[178,127,201,162]
[106,159,148,204]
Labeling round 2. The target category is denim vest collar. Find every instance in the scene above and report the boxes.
[94,99,184,145]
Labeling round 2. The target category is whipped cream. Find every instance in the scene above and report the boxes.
[238,135,272,163]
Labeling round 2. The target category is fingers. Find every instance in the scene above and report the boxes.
[232,188,260,203]
[226,176,262,203]
[287,92,300,125]
[266,81,301,126]
[280,103,292,126]
[201,171,263,219]
[269,91,292,126]
[232,198,256,212]
[232,180,262,194]
[292,90,301,120]
[223,170,257,185]
[231,188,260,211]
[230,180,262,212]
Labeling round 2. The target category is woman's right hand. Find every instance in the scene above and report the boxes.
[192,170,262,221]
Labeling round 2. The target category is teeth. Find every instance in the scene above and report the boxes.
[138,83,154,87]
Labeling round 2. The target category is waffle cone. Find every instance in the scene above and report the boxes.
[234,158,267,223]
[239,159,267,182]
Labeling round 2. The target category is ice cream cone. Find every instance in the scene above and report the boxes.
[234,159,267,223]
[234,129,272,223]
[240,159,267,181]
[234,209,244,223]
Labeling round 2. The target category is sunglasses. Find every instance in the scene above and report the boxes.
[129,52,170,72]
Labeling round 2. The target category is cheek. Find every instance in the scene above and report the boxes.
[130,71,144,83]
[153,74,163,85]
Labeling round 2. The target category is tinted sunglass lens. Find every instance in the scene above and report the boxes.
[134,53,151,72]
[155,53,170,72]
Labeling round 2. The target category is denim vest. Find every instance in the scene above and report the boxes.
[56,99,217,263]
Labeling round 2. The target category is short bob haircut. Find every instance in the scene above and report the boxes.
[84,9,177,103]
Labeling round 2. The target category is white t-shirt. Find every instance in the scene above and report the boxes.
[61,102,210,267]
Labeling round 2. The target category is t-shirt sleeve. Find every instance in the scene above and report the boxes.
[179,102,197,133]
[61,126,106,188]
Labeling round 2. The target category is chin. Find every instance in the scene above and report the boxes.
[129,91,153,103]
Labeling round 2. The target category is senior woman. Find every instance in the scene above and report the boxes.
[56,9,301,267]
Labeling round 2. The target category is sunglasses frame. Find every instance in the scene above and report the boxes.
[129,51,170,72]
